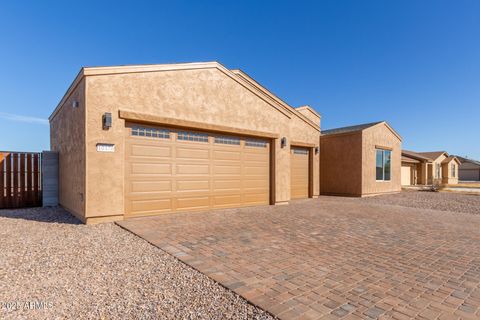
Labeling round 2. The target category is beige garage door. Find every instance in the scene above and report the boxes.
[291,147,310,199]
[401,165,412,186]
[124,123,270,218]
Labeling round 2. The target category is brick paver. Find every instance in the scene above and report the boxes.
[118,196,480,319]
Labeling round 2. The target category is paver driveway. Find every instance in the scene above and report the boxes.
[117,196,480,320]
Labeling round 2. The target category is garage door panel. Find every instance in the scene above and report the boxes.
[131,199,172,213]
[176,180,210,191]
[244,166,268,175]
[243,179,268,188]
[131,180,172,193]
[176,196,210,210]
[244,193,269,204]
[176,147,210,160]
[125,123,270,217]
[213,150,241,160]
[130,144,172,158]
[213,179,242,191]
[244,153,269,162]
[213,194,243,207]
[131,163,172,175]
[214,165,242,175]
[176,164,210,175]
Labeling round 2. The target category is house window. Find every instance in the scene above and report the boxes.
[177,131,209,142]
[376,149,391,181]
[131,126,170,139]
[435,163,441,179]
[451,163,456,177]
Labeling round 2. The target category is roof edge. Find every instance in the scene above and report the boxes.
[368,121,403,142]
[296,105,321,118]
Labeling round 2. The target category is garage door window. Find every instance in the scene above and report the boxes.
[376,149,391,181]
[293,148,308,155]
[245,139,267,148]
[215,136,241,145]
[178,131,209,142]
[131,126,170,139]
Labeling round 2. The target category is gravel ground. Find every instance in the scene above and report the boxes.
[0,207,274,320]
[359,190,480,215]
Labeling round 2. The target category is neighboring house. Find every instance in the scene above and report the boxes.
[49,62,321,224]
[416,151,460,185]
[455,156,480,181]
[320,121,402,197]
[401,150,432,186]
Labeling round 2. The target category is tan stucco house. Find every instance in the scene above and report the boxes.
[320,121,402,197]
[49,62,321,224]
[455,156,480,181]
[401,151,460,186]
[401,150,432,186]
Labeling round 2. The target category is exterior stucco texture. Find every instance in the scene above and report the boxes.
[50,62,321,223]
[321,123,401,197]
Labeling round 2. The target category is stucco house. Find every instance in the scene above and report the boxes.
[455,156,480,181]
[320,121,402,197]
[417,151,460,185]
[49,62,321,224]
[401,151,460,186]
[401,150,432,186]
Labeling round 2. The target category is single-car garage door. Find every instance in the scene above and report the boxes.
[290,147,310,199]
[401,165,411,186]
[124,123,270,218]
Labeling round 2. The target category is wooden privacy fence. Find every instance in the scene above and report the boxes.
[0,152,42,209]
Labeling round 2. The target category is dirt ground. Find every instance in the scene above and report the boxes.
[0,207,272,320]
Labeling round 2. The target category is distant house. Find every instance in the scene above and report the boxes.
[320,121,402,197]
[401,151,460,186]
[401,150,432,186]
[455,156,480,181]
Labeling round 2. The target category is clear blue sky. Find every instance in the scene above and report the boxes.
[1,1,479,158]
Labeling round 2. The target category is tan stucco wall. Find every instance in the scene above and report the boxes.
[320,132,363,196]
[442,159,459,184]
[361,124,402,195]
[50,79,86,221]
[296,106,320,127]
[81,66,320,219]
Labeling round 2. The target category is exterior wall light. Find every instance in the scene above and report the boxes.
[281,137,287,148]
[315,146,319,154]
[72,100,79,108]
[102,112,112,130]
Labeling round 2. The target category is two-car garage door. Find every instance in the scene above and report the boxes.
[124,123,270,218]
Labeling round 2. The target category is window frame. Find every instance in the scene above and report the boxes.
[376,148,392,182]
[451,163,456,177]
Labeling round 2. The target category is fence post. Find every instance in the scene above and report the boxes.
[42,151,58,207]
